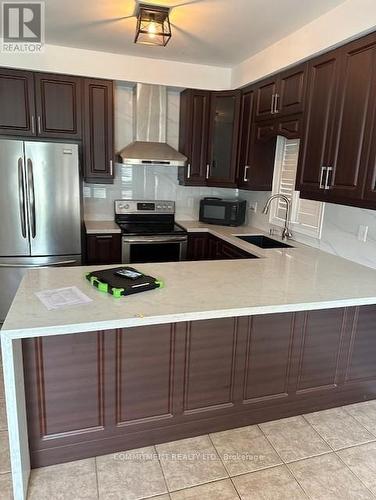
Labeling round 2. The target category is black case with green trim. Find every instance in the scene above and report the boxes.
[85,267,164,298]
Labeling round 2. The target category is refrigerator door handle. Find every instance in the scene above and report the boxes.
[27,158,36,239]
[18,157,27,238]
[0,260,78,268]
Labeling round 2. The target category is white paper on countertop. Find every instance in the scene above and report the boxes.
[35,286,92,310]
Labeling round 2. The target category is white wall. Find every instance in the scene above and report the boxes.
[232,0,376,88]
[0,44,231,91]
[240,190,376,270]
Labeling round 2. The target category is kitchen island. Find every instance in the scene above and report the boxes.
[2,224,376,500]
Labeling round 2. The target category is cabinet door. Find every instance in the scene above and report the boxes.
[254,76,278,121]
[178,90,210,186]
[326,34,376,201]
[238,87,255,189]
[296,51,341,199]
[245,121,277,190]
[35,73,82,139]
[83,79,114,183]
[0,68,36,136]
[276,114,303,139]
[187,233,210,261]
[86,234,121,264]
[207,90,240,187]
[276,64,307,116]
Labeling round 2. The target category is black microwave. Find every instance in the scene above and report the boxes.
[199,198,247,226]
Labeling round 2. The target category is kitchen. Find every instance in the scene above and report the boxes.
[2,1,376,500]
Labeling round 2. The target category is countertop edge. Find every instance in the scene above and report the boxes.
[2,296,376,340]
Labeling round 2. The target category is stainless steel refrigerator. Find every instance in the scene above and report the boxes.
[0,139,82,322]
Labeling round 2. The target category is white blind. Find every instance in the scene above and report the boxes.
[271,137,324,238]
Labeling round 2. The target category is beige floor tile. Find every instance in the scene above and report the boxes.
[210,425,282,475]
[0,431,11,474]
[345,400,376,436]
[337,441,376,495]
[288,453,374,499]
[304,407,374,450]
[232,465,307,500]
[170,479,238,500]
[0,400,8,431]
[156,435,228,492]
[96,446,167,500]
[28,458,97,500]
[0,473,13,500]
[259,415,330,463]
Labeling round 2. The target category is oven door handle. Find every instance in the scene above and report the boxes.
[122,236,188,244]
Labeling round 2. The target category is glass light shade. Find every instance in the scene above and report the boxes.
[135,5,172,46]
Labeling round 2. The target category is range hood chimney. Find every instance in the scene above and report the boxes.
[119,83,187,167]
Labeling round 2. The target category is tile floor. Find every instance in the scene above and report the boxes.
[1,355,376,499]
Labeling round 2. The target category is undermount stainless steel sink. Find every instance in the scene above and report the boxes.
[236,235,293,249]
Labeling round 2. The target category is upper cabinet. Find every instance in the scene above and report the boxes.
[178,89,210,186]
[0,69,36,136]
[34,73,82,139]
[206,90,240,187]
[178,89,240,188]
[82,78,114,183]
[254,64,307,121]
[0,68,82,139]
[297,32,376,208]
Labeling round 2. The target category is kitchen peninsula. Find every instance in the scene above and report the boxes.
[2,225,376,500]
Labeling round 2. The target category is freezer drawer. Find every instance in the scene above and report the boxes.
[0,255,81,322]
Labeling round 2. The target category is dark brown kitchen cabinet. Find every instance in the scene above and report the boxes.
[178,89,240,188]
[254,64,307,121]
[206,90,241,187]
[187,233,255,260]
[296,50,341,199]
[34,73,82,139]
[297,32,376,207]
[0,68,35,136]
[83,79,114,183]
[178,89,210,186]
[23,305,376,467]
[86,233,121,265]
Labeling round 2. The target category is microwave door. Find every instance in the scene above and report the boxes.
[0,139,30,257]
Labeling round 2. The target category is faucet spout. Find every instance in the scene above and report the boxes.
[262,194,293,240]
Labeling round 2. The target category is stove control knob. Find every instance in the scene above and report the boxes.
[124,204,130,209]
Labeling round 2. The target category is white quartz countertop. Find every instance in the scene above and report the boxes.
[85,220,121,234]
[3,222,376,339]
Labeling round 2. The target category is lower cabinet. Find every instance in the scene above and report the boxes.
[86,233,121,265]
[187,232,256,260]
[23,305,376,467]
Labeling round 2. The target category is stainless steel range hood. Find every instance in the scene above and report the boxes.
[119,84,187,167]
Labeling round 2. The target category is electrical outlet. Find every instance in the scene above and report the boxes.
[83,186,91,198]
[358,225,368,242]
[249,201,257,213]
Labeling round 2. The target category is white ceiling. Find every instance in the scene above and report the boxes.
[45,0,347,67]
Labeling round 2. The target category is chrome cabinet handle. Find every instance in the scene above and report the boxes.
[18,158,27,238]
[31,116,35,135]
[37,116,42,134]
[110,160,114,176]
[274,93,280,114]
[187,163,191,179]
[206,163,210,179]
[270,94,275,114]
[27,159,36,238]
[325,166,333,190]
[243,165,250,182]
[319,166,327,189]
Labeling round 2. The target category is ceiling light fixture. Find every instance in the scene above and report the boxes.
[135,3,172,46]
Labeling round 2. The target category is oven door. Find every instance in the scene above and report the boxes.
[122,236,188,264]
